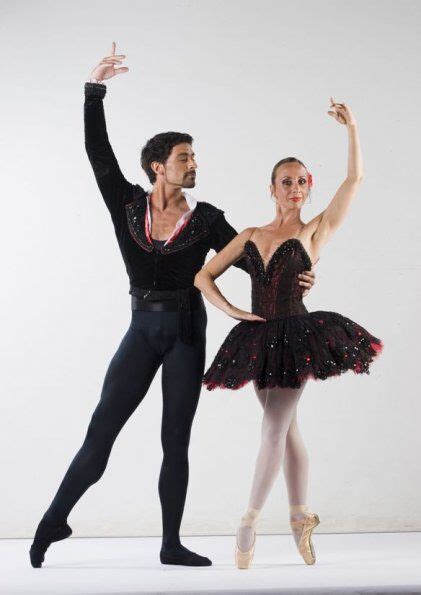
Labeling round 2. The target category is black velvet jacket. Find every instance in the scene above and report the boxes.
[84,82,247,291]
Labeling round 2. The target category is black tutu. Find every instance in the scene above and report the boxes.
[203,238,383,391]
[203,310,383,390]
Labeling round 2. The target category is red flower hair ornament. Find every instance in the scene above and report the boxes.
[307,172,313,188]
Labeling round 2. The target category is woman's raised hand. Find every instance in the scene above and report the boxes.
[225,305,266,323]
[327,98,356,127]
[89,42,128,82]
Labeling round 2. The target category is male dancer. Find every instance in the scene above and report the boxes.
[30,43,316,568]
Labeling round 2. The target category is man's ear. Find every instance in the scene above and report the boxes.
[151,161,165,177]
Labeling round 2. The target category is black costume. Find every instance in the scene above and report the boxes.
[30,82,247,568]
[203,238,383,390]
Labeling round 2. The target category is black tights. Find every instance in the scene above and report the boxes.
[42,307,207,548]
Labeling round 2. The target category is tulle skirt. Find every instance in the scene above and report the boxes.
[203,311,383,390]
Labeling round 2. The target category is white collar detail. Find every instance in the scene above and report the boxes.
[145,192,198,246]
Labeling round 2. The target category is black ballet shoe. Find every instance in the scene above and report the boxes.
[160,544,212,566]
[29,520,72,568]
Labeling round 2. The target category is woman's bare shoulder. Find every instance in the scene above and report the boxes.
[299,214,325,265]
[237,226,259,241]
[247,224,272,240]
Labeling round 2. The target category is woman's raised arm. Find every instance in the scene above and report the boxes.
[310,99,363,255]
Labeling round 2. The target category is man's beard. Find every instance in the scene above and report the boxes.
[182,173,196,188]
[165,172,196,188]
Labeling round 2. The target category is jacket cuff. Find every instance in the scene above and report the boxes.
[84,82,107,98]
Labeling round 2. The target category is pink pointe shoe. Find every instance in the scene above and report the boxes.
[290,512,320,565]
[235,509,259,569]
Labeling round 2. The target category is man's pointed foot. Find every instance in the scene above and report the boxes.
[29,521,72,568]
[160,544,212,566]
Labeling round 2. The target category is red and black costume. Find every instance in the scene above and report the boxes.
[203,238,383,390]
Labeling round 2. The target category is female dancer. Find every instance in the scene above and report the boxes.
[194,99,382,568]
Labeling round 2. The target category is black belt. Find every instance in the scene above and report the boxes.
[129,286,204,345]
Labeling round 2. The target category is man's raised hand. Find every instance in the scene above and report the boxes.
[89,42,128,82]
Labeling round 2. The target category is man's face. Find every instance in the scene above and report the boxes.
[161,143,197,188]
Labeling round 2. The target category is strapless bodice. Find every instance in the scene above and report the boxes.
[245,239,312,319]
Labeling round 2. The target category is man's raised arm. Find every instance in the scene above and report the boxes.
[84,42,133,213]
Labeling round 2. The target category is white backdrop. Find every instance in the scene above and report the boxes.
[1,0,420,538]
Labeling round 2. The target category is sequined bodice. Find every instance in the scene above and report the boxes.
[245,239,312,319]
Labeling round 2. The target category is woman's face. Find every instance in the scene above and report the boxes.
[270,162,310,209]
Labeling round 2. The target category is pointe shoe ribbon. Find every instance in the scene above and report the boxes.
[290,512,320,565]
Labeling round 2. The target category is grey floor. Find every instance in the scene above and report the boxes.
[1,532,421,595]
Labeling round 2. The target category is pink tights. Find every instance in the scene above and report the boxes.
[237,381,309,551]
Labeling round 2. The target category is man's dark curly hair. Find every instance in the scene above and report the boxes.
[141,132,193,184]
